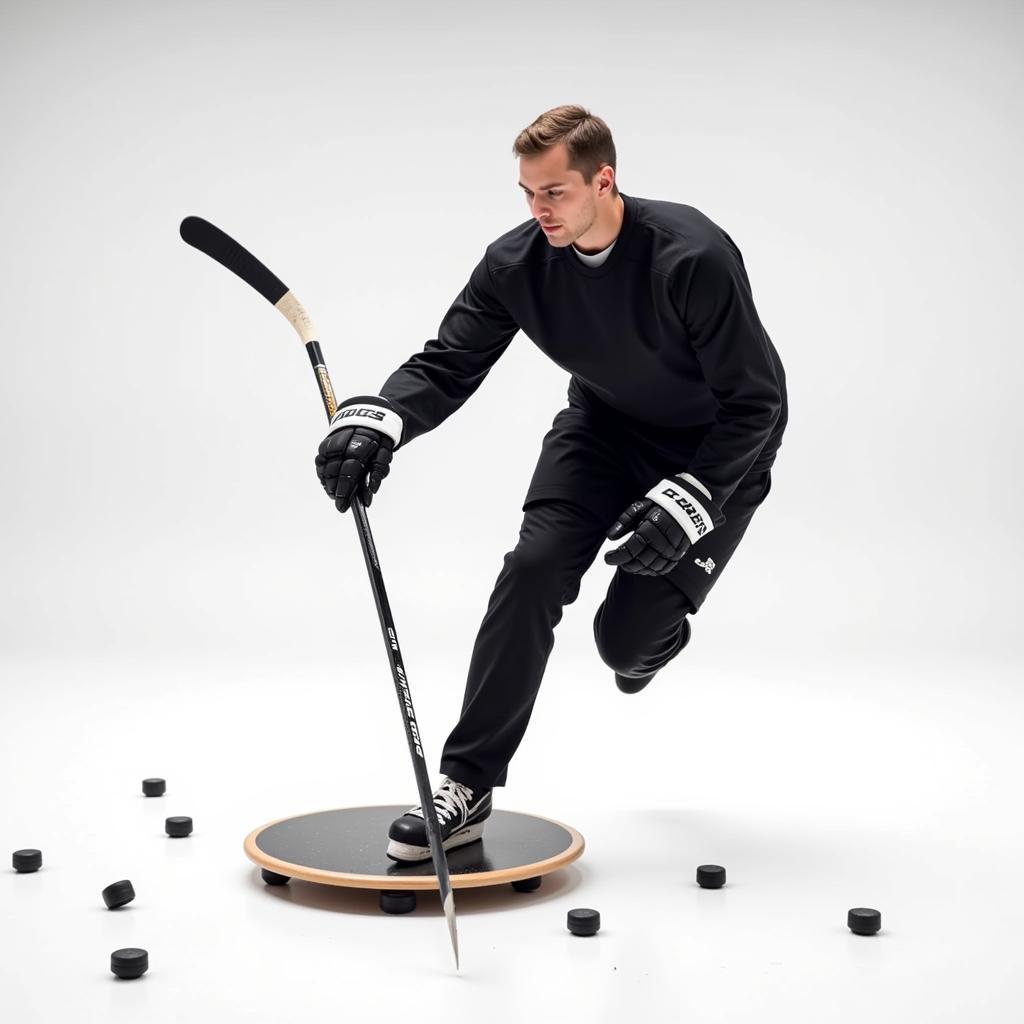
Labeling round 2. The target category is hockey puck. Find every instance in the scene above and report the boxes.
[847,908,881,935]
[165,816,193,838]
[110,947,148,979]
[696,864,726,889]
[102,880,136,910]
[13,849,42,873]
[567,908,600,936]
[142,778,166,797]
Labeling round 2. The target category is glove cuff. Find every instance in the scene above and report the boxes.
[645,475,725,545]
[328,395,403,447]
[676,471,712,502]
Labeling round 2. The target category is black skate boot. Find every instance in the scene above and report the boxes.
[615,617,692,694]
[386,776,493,863]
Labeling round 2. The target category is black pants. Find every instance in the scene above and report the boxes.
[438,487,768,792]
[438,392,777,792]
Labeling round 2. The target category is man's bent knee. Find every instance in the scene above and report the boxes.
[500,543,584,606]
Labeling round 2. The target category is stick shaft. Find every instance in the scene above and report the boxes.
[304,339,459,965]
[181,215,458,967]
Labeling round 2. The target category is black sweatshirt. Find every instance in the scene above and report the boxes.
[378,191,787,510]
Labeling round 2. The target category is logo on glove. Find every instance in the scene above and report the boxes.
[657,485,710,537]
[332,406,386,424]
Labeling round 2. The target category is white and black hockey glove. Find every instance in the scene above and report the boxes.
[315,395,404,514]
[603,472,726,576]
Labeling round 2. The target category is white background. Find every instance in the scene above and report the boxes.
[1,0,1020,1020]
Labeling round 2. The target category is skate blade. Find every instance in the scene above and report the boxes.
[386,822,485,863]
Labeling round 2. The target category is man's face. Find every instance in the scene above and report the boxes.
[518,142,606,248]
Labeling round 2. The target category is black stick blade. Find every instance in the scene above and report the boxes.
[180,216,289,306]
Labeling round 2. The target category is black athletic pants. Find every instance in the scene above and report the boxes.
[438,392,776,793]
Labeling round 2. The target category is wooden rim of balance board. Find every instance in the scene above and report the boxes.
[243,805,585,890]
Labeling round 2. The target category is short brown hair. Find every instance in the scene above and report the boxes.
[512,104,619,197]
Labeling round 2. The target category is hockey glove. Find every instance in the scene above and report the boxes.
[315,395,404,514]
[603,473,726,576]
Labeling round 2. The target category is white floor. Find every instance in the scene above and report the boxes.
[2,648,1021,1022]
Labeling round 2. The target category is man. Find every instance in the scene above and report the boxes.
[315,104,788,863]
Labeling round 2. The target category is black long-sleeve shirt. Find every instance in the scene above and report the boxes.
[378,191,787,509]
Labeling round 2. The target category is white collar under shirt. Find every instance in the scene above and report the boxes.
[572,238,617,267]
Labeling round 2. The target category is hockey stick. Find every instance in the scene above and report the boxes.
[178,215,460,971]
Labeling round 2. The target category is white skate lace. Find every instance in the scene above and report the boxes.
[412,778,474,823]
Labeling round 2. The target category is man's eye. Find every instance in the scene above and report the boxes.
[549,191,562,198]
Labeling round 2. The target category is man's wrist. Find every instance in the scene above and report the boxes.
[675,471,712,502]
[644,473,724,544]
[327,395,404,447]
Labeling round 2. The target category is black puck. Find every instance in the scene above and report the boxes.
[13,849,42,873]
[110,947,148,979]
[847,907,881,935]
[697,864,726,889]
[142,778,166,797]
[102,879,136,909]
[567,908,600,936]
[379,890,416,914]
[165,816,193,838]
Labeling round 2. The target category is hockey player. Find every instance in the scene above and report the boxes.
[315,104,788,863]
